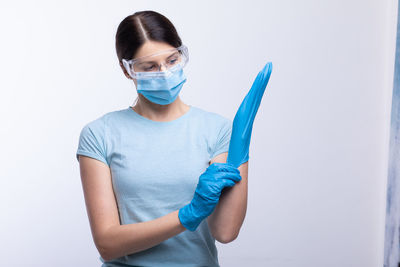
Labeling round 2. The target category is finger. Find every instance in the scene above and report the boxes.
[215,171,242,182]
[212,163,240,174]
[221,179,236,188]
[206,163,217,171]
[228,172,242,182]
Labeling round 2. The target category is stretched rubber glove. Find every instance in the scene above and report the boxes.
[227,62,273,168]
[178,162,242,231]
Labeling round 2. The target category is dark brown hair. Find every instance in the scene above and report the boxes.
[115,10,182,65]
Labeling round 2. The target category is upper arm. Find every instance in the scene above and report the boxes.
[210,152,249,176]
[78,155,120,250]
[209,152,228,164]
[209,151,249,185]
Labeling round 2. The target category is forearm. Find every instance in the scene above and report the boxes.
[208,161,248,243]
[98,209,186,261]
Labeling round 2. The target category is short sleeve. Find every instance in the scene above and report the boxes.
[76,120,109,166]
[210,118,232,160]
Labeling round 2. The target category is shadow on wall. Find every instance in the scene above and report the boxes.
[384,1,400,267]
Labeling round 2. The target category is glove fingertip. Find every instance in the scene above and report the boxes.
[224,180,236,188]
[233,173,242,182]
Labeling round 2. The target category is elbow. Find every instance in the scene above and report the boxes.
[97,241,113,262]
[215,230,239,244]
[100,249,112,262]
[95,233,115,262]
[102,254,113,262]
[209,218,242,244]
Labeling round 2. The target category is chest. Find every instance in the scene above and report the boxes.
[107,124,211,202]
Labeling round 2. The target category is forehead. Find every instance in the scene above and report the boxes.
[133,41,176,60]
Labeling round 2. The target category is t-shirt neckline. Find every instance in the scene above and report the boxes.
[127,105,193,125]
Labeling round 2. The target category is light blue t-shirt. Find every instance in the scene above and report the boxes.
[76,105,232,267]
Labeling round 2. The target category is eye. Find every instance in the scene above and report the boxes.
[144,65,156,71]
[167,58,178,65]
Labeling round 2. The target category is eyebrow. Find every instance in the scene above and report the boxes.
[137,52,179,65]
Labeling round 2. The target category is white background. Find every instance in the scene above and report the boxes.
[0,0,398,266]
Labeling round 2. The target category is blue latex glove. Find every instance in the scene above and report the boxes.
[227,62,273,168]
[178,162,242,231]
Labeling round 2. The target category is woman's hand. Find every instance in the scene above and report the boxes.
[178,162,242,231]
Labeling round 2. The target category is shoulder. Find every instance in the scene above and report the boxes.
[191,106,233,160]
[79,107,128,136]
[190,106,232,127]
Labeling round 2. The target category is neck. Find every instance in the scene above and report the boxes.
[132,95,190,122]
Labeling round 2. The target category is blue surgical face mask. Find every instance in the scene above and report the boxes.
[136,68,187,105]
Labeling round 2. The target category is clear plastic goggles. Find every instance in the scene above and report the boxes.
[122,44,189,80]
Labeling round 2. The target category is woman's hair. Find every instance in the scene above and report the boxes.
[115,10,182,64]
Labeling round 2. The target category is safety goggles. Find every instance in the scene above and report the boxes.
[122,44,189,80]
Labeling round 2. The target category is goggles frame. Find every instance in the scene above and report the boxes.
[122,44,189,80]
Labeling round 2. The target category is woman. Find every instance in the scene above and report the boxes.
[76,10,248,267]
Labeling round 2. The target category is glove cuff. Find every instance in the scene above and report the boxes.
[178,204,202,231]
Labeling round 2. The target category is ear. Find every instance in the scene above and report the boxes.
[119,61,132,80]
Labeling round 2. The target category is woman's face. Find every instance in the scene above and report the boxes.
[123,41,177,86]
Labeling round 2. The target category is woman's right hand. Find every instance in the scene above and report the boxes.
[178,162,242,231]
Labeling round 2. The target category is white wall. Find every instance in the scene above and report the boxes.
[0,0,397,266]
